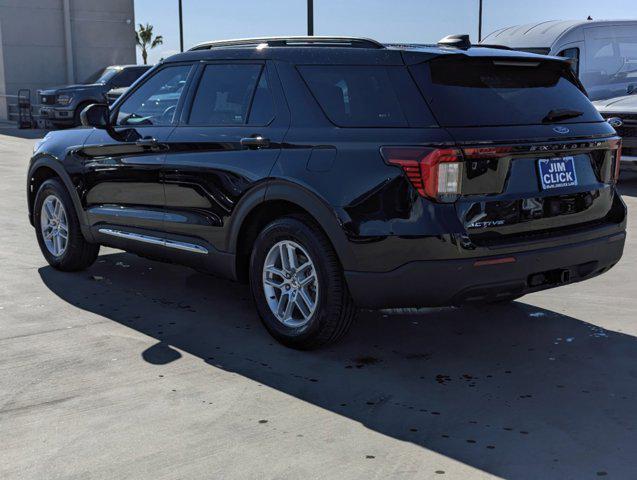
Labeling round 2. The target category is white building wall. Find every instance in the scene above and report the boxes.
[0,0,136,121]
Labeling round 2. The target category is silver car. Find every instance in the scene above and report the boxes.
[594,94,637,172]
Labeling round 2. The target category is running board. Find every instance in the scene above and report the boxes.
[97,228,208,255]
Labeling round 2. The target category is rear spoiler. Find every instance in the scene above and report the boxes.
[401,47,570,66]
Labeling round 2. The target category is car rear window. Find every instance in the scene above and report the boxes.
[410,56,603,127]
[298,65,436,128]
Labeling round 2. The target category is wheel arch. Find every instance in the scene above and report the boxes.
[228,180,356,282]
[27,156,93,241]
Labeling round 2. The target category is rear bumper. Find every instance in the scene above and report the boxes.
[345,230,626,308]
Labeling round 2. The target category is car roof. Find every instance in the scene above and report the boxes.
[162,36,558,66]
[482,19,637,49]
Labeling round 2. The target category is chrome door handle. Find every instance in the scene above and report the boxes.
[135,136,157,146]
[240,136,270,149]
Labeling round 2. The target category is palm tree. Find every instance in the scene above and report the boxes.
[135,23,163,65]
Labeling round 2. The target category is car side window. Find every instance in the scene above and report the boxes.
[116,65,192,126]
[188,64,268,126]
[247,70,274,125]
[298,65,410,127]
[559,48,580,76]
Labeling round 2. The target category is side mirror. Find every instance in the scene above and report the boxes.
[80,103,110,129]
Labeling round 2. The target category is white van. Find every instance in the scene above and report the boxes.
[481,20,637,101]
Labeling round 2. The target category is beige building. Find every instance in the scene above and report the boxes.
[0,0,136,121]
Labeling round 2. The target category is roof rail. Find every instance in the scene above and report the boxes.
[385,43,432,49]
[189,36,385,51]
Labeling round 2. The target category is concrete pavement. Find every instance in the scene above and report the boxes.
[1,127,636,479]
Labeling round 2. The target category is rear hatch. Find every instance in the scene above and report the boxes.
[408,53,622,247]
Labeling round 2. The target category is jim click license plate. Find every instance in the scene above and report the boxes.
[537,156,578,190]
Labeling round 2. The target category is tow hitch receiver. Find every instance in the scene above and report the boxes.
[528,268,571,288]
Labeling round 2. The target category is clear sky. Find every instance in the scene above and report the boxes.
[134,0,637,64]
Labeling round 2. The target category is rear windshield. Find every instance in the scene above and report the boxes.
[298,65,436,128]
[410,56,603,127]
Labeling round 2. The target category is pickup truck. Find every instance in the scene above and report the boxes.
[38,65,151,128]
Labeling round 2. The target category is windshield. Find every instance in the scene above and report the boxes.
[83,67,118,85]
[410,56,602,127]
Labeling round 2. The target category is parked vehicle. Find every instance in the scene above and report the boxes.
[38,65,152,127]
[481,19,637,100]
[27,36,626,349]
[594,95,637,171]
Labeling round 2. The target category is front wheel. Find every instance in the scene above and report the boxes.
[33,178,99,271]
[249,215,357,350]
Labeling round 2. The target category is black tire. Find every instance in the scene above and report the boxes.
[33,178,99,271]
[249,215,357,350]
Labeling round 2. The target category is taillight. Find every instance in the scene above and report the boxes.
[381,146,463,201]
[613,140,622,183]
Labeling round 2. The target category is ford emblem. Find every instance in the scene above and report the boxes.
[553,126,570,134]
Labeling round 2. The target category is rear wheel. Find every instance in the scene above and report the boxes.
[249,215,357,350]
[34,179,99,271]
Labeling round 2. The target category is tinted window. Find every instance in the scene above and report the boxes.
[110,68,149,88]
[247,71,274,125]
[188,64,262,125]
[410,57,602,127]
[299,66,417,127]
[116,65,191,126]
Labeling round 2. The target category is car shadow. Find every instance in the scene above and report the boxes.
[618,171,637,197]
[39,252,637,479]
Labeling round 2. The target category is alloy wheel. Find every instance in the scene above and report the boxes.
[40,194,69,257]
[262,240,319,328]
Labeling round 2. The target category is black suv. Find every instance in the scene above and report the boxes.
[38,65,152,128]
[27,36,627,349]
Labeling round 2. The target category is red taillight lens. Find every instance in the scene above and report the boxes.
[381,146,463,201]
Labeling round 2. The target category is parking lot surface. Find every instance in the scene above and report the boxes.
[1,128,636,480]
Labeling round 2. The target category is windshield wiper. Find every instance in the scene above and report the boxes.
[542,109,584,123]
